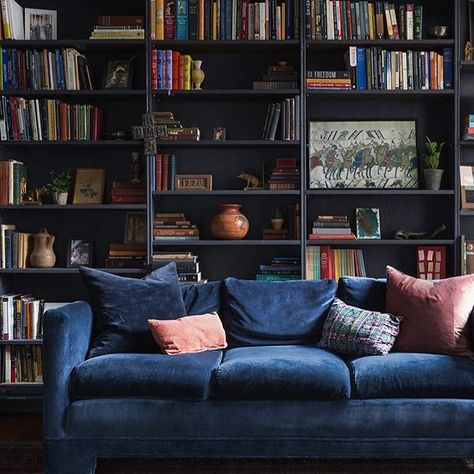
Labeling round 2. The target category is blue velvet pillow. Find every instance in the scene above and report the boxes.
[222,277,337,347]
[79,264,186,358]
[180,281,222,315]
[337,277,387,312]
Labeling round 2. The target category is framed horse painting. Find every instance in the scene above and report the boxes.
[308,120,419,189]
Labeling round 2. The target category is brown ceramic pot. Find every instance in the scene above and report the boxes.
[30,228,56,268]
[210,204,249,240]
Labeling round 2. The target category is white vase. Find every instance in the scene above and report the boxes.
[192,60,205,90]
[54,192,68,205]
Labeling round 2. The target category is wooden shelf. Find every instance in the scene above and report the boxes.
[0,140,142,147]
[0,89,146,98]
[153,240,301,246]
[460,210,474,216]
[306,190,455,196]
[306,239,455,246]
[153,89,300,99]
[151,40,299,51]
[0,39,146,51]
[153,190,299,196]
[156,140,300,148]
[307,89,455,98]
[307,39,455,50]
[0,268,147,274]
[0,204,147,210]
[0,340,43,345]
[459,140,474,147]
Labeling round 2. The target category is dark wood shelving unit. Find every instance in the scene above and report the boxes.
[306,89,455,97]
[0,340,43,346]
[153,89,301,99]
[151,39,300,51]
[306,190,455,196]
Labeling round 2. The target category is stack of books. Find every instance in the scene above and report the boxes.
[309,215,356,240]
[1,293,44,340]
[153,213,200,241]
[267,157,300,190]
[262,97,300,141]
[0,224,33,269]
[151,112,200,142]
[256,256,301,281]
[150,0,299,40]
[253,62,297,90]
[306,246,366,280]
[463,115,474,141]
[306,71,351,90]
[306,1,423,41]
[1,345,43,383]
[152,251,204,283]
[0,97,103,141]
[0,160,27,204]
[90,15,145,39]
[151,154,177,191]
[111,182,146,204]
[105,244,147,269]
[151,49,192,90]
[262,229,289,240]
[0,48,93,91]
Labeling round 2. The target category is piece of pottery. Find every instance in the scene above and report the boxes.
[53,192,68,205]
[210,204,249,240]
[30,228,56,268]
[424,169,444,190]
[271,218,284,230]
[192,60,205,90]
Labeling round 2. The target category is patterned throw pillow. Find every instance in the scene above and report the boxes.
[318,298,402,356]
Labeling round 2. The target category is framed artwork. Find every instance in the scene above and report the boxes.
[124,213,147,244]
[175,174,213,191]
[67,237,93,267]
[103,58,134,89]
[356,208,381,239]
[213,127,227,141]
[72,168,106,204]
[25,8,57,40]
[308,120,419,189]
[461,186,474,209]
[417,246,446,280]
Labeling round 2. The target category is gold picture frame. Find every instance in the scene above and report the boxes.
[461,186,474,210]
[175,174,213,191]
[72,168,106,205]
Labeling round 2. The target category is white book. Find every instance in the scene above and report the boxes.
[402,51,408,90]
[232,0,237,39]
[406,6,414,40]
[48,51,55,90]
[4,345,10,383]
[8,0,24,40]
[259,2,265,40]
[0,97,7,141]
[326,0,334,40]
[34,99,42,140]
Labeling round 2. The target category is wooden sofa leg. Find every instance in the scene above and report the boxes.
[44,443,97,474]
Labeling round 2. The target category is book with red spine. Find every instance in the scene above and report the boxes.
[91,107,103,141]
[241,0,249,39]
[320,246,332,279]
[151,49,158,90]
[155,154,163,191]
[162,154,170,190]
[164,0,176,39]
[172,51,180,90]
[309,233,356,240]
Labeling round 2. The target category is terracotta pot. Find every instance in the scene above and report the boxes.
[210,204,249,240]
[271,218,284,230]
[30,228,56,268]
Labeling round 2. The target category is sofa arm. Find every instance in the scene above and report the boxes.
[43,301,94,439]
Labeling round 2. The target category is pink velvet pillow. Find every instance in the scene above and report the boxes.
[386,266,474,358]
[148,312,227,355]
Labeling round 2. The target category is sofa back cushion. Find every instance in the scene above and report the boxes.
[180,281,222,315]
[222,277,337,347]
[336,277,387,312]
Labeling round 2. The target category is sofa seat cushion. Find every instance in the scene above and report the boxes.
[350,352,474,399]
[71,351,223,400]
[212,345,350,400]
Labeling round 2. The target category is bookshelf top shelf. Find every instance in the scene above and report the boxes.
[0,90,146,98]
[0,340,43,345]
[0,39,146,52]
[306,39,455,50]
[153,190,299,196]
[0,204,147,210]
[151,40,300,51]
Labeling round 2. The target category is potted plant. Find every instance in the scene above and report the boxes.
[423,137,445,190]
[47,170,72,205]
[271,208,284,230]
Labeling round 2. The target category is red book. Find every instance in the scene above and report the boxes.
[151,49,158,90]
[320,246,334,279]
[162,154,170,190]
[10,98,19,141]
[309,234,356,240]
[91,107,103,141]
[276,157,297,167]
[59,103,68,140]
[241,0,249,39]
[345,0,352,40]
[155,154,163,191]
[164,0,176,39]
[172,51,180,90]
[0,161,9,204]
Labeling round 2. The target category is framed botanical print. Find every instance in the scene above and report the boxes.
[72,168,106,204]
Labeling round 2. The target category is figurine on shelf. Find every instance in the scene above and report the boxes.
[465,42,473,62]
[237,171,262,190]
[192,60,205,90]
[393,224,447,240]
[22,187,46,205]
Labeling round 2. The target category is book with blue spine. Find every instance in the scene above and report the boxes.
[169,154,177,190]
[224,0,232,40]
[157,50,163,89]
[3,49,8,89]
[443,47,453,90]
[164,49,173,89]
[176,0,188,40]
[55,49,65,90]
[356,47,367,90]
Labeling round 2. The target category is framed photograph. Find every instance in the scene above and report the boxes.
[124,213,147,244]
[72,168,106,205]
[213,127,226,141]
[25,8,57,40]
[67,237,93,267]
[308,120,419,189]
[175,174,213,191]
[356,208,381,239]
[103,58,134,89]
[461,186,474,210]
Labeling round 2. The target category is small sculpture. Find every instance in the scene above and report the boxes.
[22,187,46,205]
[30,228,56,268]
[191,60,205,90]
[237,171,261,190]
[394,224,447,240]
[465,42,473,62]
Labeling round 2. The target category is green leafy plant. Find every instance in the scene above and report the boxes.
[272,208,283,219]
[424,137,445,169]
[47,170,72,194]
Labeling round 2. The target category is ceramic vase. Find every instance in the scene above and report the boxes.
[30,228,56,268]
[53,192,68,205]
[210,204,249,240]
[424,169,444,190]
[192,60,205,90]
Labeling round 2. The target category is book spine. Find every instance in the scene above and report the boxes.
[406,3,414,40]
[198,0,205,38]
[151,49,158,90]
[156,0,165,39]
[165,0,176,39]
[184,54,192,90]
[356,47,367,90]
[398,4,406,40]
[172,51,180,90]
[443,47,453,90]
[151,0,157,39]
[169,154,177,190]
[176,0,189,39]
[414,5,422,40]
[165,49,172,89]
[188,0,199,39]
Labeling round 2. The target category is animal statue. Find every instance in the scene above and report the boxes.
[237,171,261,189]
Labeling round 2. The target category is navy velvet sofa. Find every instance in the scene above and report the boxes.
[43,277,474,474]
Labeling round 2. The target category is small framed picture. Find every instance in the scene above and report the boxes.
[103,58,134,89]
[461,186,474,210]
[72,168,106,205]
[25,8,57,40]
[67,237,94,267]
[124,213,147,244]
[356,208,381,239]
[213,127,226,141]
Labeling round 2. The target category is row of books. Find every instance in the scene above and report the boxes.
[0,159,26,205]
[262,97,300,141]
[348,47,453,91]
[1,345,43,384]
[104,243,147,269]
[309,215,356,240]
[111,181,146,204]
[0,97,104,142]
[1,293,44,340]
[306,70,351,89]
[255,256,301,281]
[0,48,92,91]
[153,111,200,141]
[463,115,474,141]
[151,50,193,90]
[0,225,32,269]
[267,156,300,190]
[154,212,200,241]
[153,251,204,282]
[90,15,145,39]
[0,0,26,40]
[306,1,423,41]
[253,62,298,90]
[151,154,177,191]
[306,246,366,280]
[150,0,300,41]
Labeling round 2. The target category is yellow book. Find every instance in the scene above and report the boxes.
[156,0,164,40]
[281,2,285,40]
[368,2,376,40]
[184,55,192,90]
[212,1,217,40]
[0,0,11,39]
[150,0,157,39]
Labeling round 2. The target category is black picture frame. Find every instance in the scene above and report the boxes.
[103,58,134,89]
[67,236,94,268]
